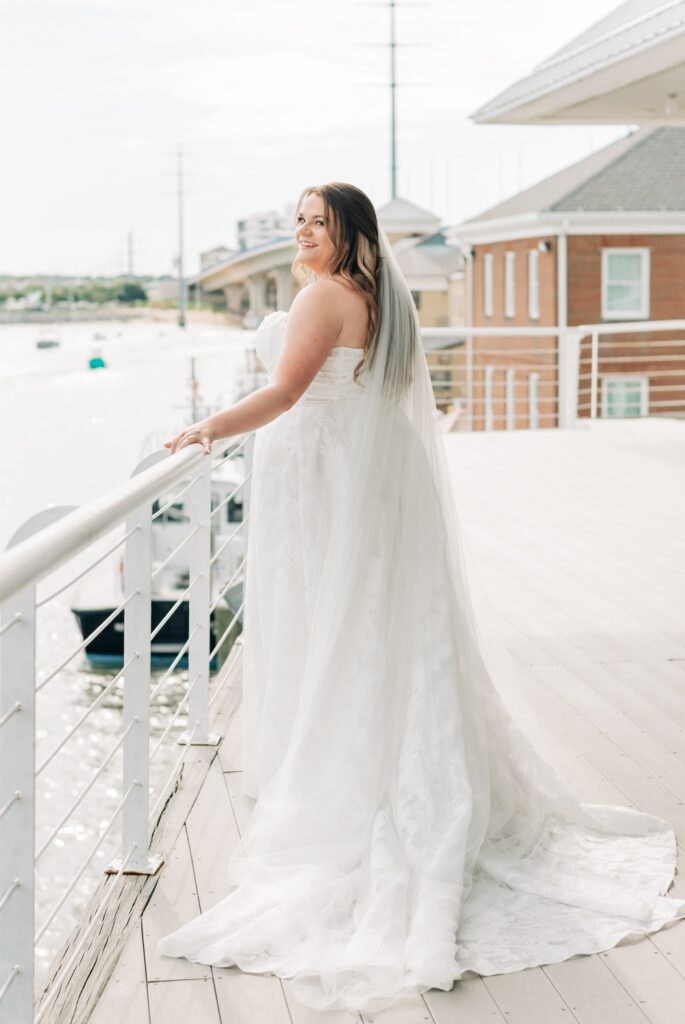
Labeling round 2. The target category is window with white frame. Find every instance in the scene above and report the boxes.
[504,251,515,318]
[528,249,539,319]
[601,375,649,417]
[601,248,650,319]
[483,253,493,317]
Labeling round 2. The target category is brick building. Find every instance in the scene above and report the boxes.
[451,126,685,429]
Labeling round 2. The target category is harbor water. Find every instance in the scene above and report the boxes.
[0,316,250,986]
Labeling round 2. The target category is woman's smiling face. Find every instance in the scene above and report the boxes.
[294,193,337,277]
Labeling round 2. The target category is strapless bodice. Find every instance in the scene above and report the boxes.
[254,310,367,403]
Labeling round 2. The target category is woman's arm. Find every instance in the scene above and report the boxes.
[164,281,344,454]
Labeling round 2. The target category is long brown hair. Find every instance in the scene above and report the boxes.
[291,182,381,386]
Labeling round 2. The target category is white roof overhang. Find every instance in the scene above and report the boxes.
[470,1,685,125]
[448,209,685,244]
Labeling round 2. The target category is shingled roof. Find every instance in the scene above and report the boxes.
[460,126,685,225]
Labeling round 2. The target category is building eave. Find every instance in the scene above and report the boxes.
[448,209,685,244]
[469,2,685,125]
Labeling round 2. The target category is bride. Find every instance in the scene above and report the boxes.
[159,182,685,1013]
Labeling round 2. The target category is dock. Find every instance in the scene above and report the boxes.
[39,417,685,1024]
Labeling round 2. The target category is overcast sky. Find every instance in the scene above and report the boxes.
[2,0,628,277]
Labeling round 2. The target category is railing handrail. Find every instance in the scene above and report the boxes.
[0,435,241,606]
[574,318,685,335]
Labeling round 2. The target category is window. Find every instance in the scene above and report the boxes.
[601,248,650,319]
[601,375,648,417]
[410,289,421,310]
[504,251,515,318]
[528,249,539,319]
[483,253,493,317]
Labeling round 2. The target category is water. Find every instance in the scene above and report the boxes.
[0,317,251,987]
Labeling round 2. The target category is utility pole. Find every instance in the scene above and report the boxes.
[127,231,134,279]
[177,142,186,328]
[389,0,397,199]
[357,0,428,200]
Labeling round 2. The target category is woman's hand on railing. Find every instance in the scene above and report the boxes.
[164,418,215,456]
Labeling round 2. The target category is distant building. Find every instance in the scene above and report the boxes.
[451,125,685,429]
[237,203,297,250]
[4,288,43,310]
[146,278,186,303]
[377,197,465,327]
[376,197,466,416]
[200,246,235,271]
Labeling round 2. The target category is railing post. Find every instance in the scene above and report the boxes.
[0,585,36,1024]
[590,329,599,419]
[484,365,494,431]
[528,372,540,429]
[559,329,582,428]
[505,368,515,430]
[465,328,474,432]
[185,455,219,746]
[106,502,161,875]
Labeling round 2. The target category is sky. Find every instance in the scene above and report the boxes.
[2,0,630,277]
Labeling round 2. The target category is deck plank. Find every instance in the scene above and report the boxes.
[185,756,241,911]
[217,699,243,772]
[482,966,580,1024]
[224,769,255,833]
[88,919,150,1024]
[360,994,435,1022]
[148,977,220,1023]
[542,955,652,1024]
[423,975,507,1023]
[601,940,685,1024]
[143,825,212,982]
[213,967,292,1024]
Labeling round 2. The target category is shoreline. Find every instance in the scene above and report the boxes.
[0,306,241,327]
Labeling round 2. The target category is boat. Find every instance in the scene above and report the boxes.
[89,346,107,369]
[36,329,60,349]
[70,360,248,669]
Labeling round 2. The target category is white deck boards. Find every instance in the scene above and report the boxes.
[90,417,685,1024]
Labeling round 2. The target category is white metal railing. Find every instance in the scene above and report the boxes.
[0,431,254,1024]
[422,325,571,430]
[422,320,685,429]
[573,319,685,420]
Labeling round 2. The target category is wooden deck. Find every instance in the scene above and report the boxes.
[87,417,685,1024]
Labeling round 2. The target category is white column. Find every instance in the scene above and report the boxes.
[528,372,540,429]
[484,365,494,431]
[112,499,162,875]
[186,457,218,747]
[273,266,295,310]
[0,582,36,1023]
[247,273,268,319]
[556,220,572,428]
[505,367,515,429]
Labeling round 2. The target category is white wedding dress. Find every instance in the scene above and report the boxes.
[157,301,685,1013]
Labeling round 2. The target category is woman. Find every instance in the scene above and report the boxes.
[159,183,685,1014]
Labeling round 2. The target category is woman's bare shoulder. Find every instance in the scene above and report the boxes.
[296,277,367,315]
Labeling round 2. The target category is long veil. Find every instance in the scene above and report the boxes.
[159,225,685,1012]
